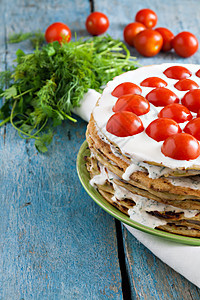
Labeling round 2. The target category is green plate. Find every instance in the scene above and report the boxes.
[77,140,200,246]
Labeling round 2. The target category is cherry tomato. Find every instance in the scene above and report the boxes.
[181,89,200,113]
[196,69,200,78]
[146,87,179,107]
[106,111,144,137]
[172,31,198,58]
[184,118,200,140]
[111,82,142,98]
[134,29,163,57]
[123,22,146,46]
[113,94,150,116]
[135,9,157,28]
[174,79,199,91]
[155,27,174,52]
[163,66,192,80]
[158,103,192,123]
[85,12,109,36]
[45,22,71,44]
[146,118,181,142]
[140,77,167,88]
[161,133,200,160]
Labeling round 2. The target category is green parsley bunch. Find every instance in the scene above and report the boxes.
[0,35,138,152]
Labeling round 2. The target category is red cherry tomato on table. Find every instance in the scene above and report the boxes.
[135,9,157,28]
[146,87,179,107]
[174,79,199,91]
[106,111,144,137]
[134,29,163,57]
[85,12,109,35]
[181,89,200,113]
[111,82,142,98]
[161,133,200,160]
[172,31,198,58]
[113,94,150,116]
[158,103,192,123]
[155,27,174,52]
[184,118,200,140]
[163,66,192,80]
[140,77,167,88]
[145,118,181,142]
[123,22,146,46]
[45,22,71,44]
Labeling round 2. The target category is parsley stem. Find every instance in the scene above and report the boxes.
[10,99,48,140]
[13,88,35,99]
[0,116,10,126]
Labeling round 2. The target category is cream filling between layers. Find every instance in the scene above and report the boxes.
[93,63,200,170]
[90,162,198,228]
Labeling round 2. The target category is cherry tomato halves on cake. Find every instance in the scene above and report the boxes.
[184,118,200,140]
[85,12,109,35]
[181,89,200,113]
[174,79,199,91]
[145,118,181,142]
[146,87,179,107]
[196,69,200,78]
[163,66,192,80]
[161,133,200,160]
[135,9,157,28]
[106,112,144,137]
[158,103,192,123]
[111,82,142,98]
[123,22,146,46]
[113,94,150,116]
[140,77,167,88]
[45,22,71,44]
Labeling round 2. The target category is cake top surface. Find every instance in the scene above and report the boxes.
[93,63,200,169]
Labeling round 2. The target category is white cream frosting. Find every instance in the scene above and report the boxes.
[93,63,200,169]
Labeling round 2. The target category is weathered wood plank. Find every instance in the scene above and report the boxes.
[95,0,200,298]
[0,1,123,299]
[123,226,200,300]
[0,118,123,299]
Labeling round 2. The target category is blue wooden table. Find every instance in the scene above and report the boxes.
[1,0,200,299]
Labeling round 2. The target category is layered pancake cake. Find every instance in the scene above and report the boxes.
[86,63,200,237]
